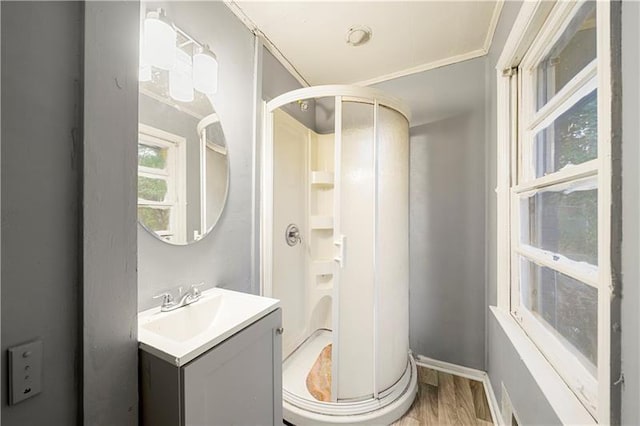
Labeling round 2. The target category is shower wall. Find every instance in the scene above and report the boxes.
[272,108,335,359]
[273,109,309,357]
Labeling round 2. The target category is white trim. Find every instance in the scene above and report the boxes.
[206,142,227,156]
[491,306,596,425]
[261,103,274,299]
[512,158,598,193]
[138,124,187,244]
[496,2,555,72]
[514,244,598,288]
[595,1,614,421]
[528,60,597,132]
[414,355,501,426]
[331,96,343,403]
[415,355,486,382]
[266,85,411,123]
[484,0,505,55]
[199,124,206,236]
[251,35,263,295]
[196,112,219,134]
[354,48,487,87]
[372,100,379,399]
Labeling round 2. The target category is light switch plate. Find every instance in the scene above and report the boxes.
[8,340,43,405]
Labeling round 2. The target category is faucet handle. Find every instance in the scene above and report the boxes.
[190,282,205,297]
[153,292,174,307]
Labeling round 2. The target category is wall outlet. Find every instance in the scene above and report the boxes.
[8,340,43,405]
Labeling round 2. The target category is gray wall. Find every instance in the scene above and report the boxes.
[262,48,315,130]
[1,2,81,424]
[138,1,256,311]
[83,2,139,424]
[487,316,561,425]
[407,111,486,369]
[621,1,640,424]
[374,58,488,369]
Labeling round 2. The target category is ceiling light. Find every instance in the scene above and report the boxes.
[143,9,176,70]
[346,26,372,47]
[169,49,194,102]
[193,46,218,95]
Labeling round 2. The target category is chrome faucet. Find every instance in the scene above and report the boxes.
[153,283,205,312]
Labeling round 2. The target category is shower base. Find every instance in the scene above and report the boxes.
[282,329,418,425]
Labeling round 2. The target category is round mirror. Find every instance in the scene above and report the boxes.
[138,65,229,245]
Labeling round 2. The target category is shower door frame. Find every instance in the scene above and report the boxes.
[260,85,410,405]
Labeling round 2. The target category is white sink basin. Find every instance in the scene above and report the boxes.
[138,287,280,366]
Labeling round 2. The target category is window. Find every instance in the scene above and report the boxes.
[138,124,187,243]
[497,0,615,421]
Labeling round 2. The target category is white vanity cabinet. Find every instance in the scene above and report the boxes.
[140,308,282,426]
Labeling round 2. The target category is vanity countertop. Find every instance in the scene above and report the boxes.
[138,287,280,366]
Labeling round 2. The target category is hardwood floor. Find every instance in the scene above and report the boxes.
[393,365,494,426]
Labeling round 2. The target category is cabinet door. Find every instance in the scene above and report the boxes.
[182,309,282,425]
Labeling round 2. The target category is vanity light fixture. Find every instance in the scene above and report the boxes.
[193,46,218,95]
[144,8,176,70]
[141,9,218,96]
[139,30,152,82]
[169,49,194,102]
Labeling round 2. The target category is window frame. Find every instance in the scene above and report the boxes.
[138,123,187,243]
[495,0,615,422]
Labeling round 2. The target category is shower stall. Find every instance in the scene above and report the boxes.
[262,86,416,424]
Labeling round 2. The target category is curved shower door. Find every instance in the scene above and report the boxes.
[333,99,376,401]
[333,100,410,401]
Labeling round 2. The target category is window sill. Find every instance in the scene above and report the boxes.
[490,306,597,425]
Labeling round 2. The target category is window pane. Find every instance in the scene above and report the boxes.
[523,178,598,265]
[520,257,597,368]
[138,206,170,232]
[138,176,168,202]
[536,1,596,109]
[138,143,167,169]
[534,89,597,178]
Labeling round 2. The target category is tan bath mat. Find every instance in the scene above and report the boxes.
[306,343,332,402]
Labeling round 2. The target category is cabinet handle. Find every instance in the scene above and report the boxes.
[276,327,284,335]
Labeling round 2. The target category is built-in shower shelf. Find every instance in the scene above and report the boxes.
[311,260,335,276]
[310,216,333,230]
[310,171,334,187]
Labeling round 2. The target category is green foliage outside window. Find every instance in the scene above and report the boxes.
[138,207,170,232]
[138,176,168,202]
[138,144,167,169]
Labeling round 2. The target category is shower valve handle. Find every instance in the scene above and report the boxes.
[334,235,346,268]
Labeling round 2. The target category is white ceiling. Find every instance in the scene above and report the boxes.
[232,1,503,86]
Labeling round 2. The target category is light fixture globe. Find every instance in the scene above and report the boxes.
[143,9,176,70]
[169,49,194,102]
[139,34,152,82]
[193,47,218,95]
